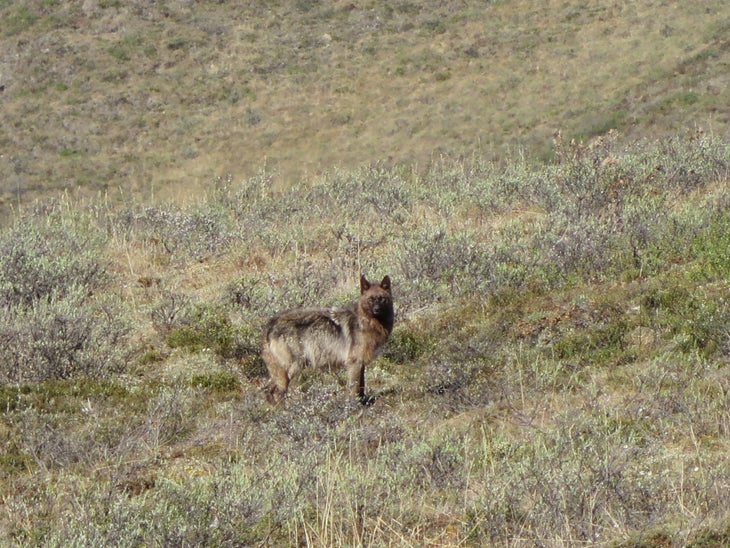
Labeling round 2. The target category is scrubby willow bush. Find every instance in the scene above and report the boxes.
[113,204,234,261]
[227,262,349,316]
[0,289,128,383]
[0,219,129,383]
[0,221,105,307]
[310,165,415,221]
[395,229,495,303]
[210,170,288,227]
[651,129,729,192]
[496,133,728,286]
[393,225,541,311]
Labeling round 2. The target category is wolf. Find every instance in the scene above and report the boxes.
[262,275,394,404]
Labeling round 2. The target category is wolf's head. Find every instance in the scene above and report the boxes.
[360,275,394,331]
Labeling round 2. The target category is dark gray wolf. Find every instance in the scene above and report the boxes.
[262,275,393,404]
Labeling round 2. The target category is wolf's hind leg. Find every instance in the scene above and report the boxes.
[265,362,292,404]
[262,343,292,403]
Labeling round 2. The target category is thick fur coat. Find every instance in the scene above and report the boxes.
[262,275,394,403]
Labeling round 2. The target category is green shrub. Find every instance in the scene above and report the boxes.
[552,318,628,364]
[676,298,730,356]
[190,371,240,393]
[692,209,730,277]
[381,326,435,364]
[165,302,252,360]
[640,275,729,356]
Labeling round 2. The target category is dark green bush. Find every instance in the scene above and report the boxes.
[190,371,241,393]
[381,327,434,364]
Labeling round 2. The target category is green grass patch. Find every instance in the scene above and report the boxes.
[381,326,435,364]
[190,371,240,393]
[167,37,187,50]
[107,45,130,62]
[691,211,730,277]
[59,148,82,158]
[165,303,253,360]
[552,320,628,364]
[3,6,38,36]
[0,378,131,414]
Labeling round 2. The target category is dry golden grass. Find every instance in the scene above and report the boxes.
[1,0,728,213]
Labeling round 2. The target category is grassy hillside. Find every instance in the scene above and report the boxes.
[2,0,730,546]
[1,0,729,211]
[0,131,729,545]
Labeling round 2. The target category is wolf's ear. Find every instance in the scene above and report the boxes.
[360,275,371,293]
[380,276,391,291]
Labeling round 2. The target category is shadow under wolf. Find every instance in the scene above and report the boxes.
[262,275,394,404]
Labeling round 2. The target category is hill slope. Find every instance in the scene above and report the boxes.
[1,0,729,209]
[1,1,730,546]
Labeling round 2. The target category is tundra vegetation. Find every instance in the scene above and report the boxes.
[1,132,729,546]
[1,0,730,545]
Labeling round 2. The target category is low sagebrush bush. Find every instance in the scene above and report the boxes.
[226,273,277,313]
[0,290,129,383]
[652,130,729,193]
[305,165,415,224]
[150,291,193,336]
[231,262,349,314]
[0,221,106,307]
[0,219,129,383]
[115,205,234,261]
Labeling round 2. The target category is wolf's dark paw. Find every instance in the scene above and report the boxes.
[358,393,377,406]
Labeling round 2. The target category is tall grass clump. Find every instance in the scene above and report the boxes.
[0,214,130,383]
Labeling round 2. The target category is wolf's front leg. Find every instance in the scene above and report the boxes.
[347,360,375,405]
[347,359,365,398]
